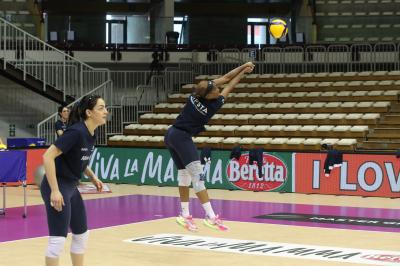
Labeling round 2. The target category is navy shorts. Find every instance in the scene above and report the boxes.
[164,126,199,169]
[40,176,87,237]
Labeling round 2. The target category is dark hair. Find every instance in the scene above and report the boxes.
[57,105,66,117]
[192,80,215,99]
[68,94,102,126]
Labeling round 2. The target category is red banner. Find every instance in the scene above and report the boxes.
[295,153,400,197]
[26,149,46,185]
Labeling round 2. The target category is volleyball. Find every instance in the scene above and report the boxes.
[269,18,288,39]
[34,165,45,187]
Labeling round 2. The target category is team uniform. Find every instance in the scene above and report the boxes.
[41,121,95,237]
[165,94,225,168]
[55,120,68,137]
[164,94,228,231]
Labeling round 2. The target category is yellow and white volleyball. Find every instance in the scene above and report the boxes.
[269,18,288,39]
[0,143,6,150]
[34,165,46,187]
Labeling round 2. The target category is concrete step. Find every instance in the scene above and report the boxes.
[367,134,400,140]
[378,122,400,127]
[358,140,400,150]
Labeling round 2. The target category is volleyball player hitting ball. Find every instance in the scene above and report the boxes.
[164,62,255,231]
[40,95,108,266]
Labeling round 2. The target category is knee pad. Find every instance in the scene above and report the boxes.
[178,169,191,187]
[193,180,206,193]
[46,236,66,258]
[185,161,206,193]
[70,231,89,254]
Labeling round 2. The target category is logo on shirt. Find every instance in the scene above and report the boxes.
[190,96,207,116]
[81,147,93,161]
[81,155,91,161]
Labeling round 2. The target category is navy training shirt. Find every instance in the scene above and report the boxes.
[53,121,95,181]
[173,95,225,136]
[55,120,67,137]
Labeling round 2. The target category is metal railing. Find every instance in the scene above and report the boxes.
[0,17,110,103]
[0,16,117,144]
[105,106,123,137]
[28,41,400,145]
[37,80,113,145]
[35,66,194,143]
[175,44,400,76]
[120,74,176,126]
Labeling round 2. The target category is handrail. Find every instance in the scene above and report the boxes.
[0,17,111,103]
[0,17,98,70]
[37,80,113,145]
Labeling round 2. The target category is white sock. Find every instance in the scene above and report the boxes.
[202,202,216,219]
[181,202,190,217]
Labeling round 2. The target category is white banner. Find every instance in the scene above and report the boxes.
[125,234,400,265]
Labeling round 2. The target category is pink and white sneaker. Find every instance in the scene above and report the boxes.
[176,215,198,232]
[203,214,229,231]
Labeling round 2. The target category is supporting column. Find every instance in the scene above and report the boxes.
[150,0,174,44]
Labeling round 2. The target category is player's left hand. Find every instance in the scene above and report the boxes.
[244,66,254,73]
[244,61,255,68]
[91,177,104,192]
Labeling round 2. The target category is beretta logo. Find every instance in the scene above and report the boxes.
[362,254,400,263]
[226,153,287,191]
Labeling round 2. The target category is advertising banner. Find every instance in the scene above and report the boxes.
[85,147,293,192]
[26,148,46,185]
[294,153,400,197]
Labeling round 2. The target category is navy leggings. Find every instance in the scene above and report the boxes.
[40,176,87,237]
[164,126,199,170]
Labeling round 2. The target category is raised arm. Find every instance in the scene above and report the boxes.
[213,62,255,87]
[219,65,254,99]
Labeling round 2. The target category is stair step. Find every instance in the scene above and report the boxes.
[369,130,400,135]
[364,138,399,142]
[0,58,71,104]
[359,141,400,150]
[369,125,399,136]
[389,105,400,112]
[367,135,400,141]
[383,114,400,121]
[371,129,400,137]
[374,128,400,131]
[379,122,400,127]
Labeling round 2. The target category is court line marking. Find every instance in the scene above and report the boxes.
[125,233,400,265]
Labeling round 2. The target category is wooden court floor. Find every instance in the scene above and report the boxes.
[0,184,399,266]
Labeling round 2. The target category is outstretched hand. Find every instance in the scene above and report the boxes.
[244,66,254,73]
[244,62,255,68]
[244,62,255,73]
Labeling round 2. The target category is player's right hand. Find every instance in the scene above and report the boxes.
[245,62,255,68]
[50,190,65,212]
[244,66,254,73]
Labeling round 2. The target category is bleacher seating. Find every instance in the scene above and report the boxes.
[108,71,400,151]
[315,0,400,42]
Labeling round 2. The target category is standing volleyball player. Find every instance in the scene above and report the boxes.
[55,106,70,137]
[164,62,255,231]
[40,95,108,266]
